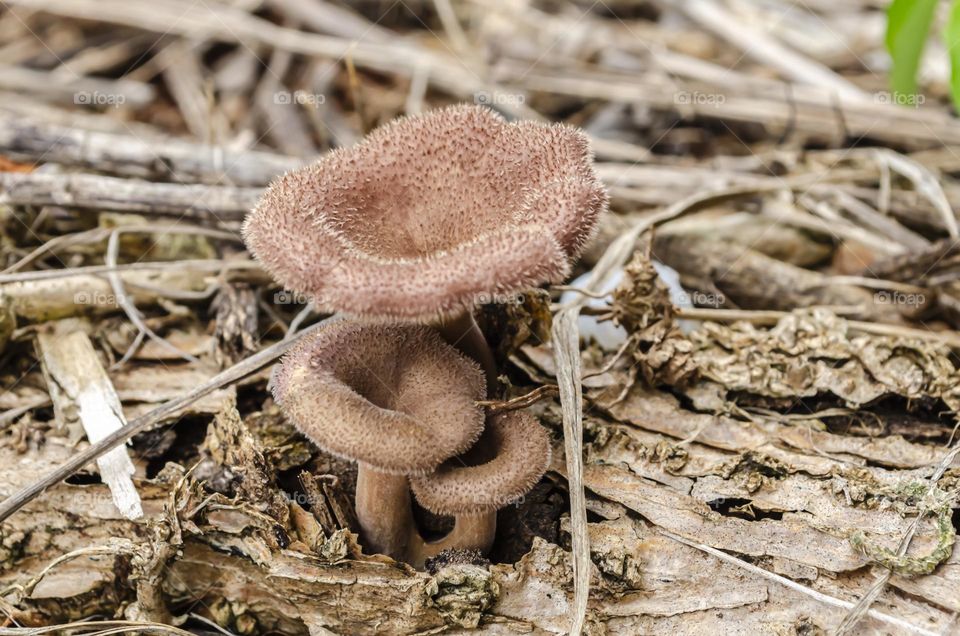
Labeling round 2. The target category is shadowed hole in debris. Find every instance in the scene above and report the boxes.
[307,449,357,497]
[742,393,838,414]
[277,467,310,509]
[413,498,455,541]
[410,477,565,559]
[31,406,55,424]
[821,396,954,444]
[489,480,568,564]
[595,2,659,21]
[64,471,103,485]
[136,414,211,478]
[585,509,607,524]
[712,391,954,446]
[237,382,275,417]
[707,497,784,521]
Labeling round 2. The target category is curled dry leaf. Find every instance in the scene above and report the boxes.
[688,308,960,411]
[609,250,697,388]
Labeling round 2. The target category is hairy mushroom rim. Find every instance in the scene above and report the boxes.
[408,410,552,567]
[243,103,608,392]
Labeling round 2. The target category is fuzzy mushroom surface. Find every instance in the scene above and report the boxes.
[272,321,486,558]
[408,410,552,564]
[243,104,608,321]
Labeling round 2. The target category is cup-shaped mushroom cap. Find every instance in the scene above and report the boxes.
[273,321,486,475]
[409,410,551,515]
[243,104,609,321]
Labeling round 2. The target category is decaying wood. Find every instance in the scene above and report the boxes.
[3,382,958,633]
[4,0,960,632]
[653,233,901,321]
[299,471,357,536]
[34,320,142,519]
[0,64,155,107]
[550,310,590,636]
[0,171,260,217]
[0,113,302,186]
[1,269,212,322]
[212,281,259,367]
[0,318,334,524]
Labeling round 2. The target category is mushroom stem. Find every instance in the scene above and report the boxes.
[407,512,497,568]
[409,411,551,566]
[436,311,498,396]
[355,465,415,559]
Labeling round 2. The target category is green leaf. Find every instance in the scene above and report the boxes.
[886,0,938,102]
[945,0,960,111]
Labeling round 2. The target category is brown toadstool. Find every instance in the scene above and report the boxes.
[272,320,486,559]
[245,104,605,563]
[242,104,608,385]
[408,410,551,566]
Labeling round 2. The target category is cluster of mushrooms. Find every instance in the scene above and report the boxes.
[243,104,607,567]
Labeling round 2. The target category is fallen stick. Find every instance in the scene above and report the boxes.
[0,64,155,107]
[652,233,898,321]
[551,310,590,636]
[0,113,301,186]
[676,0,870,104]
[510,68,960,147]
[2,0,483,107]
[0,259,260,286]
[0,171,261,217]
[2,269,212,321]
[265,0,393,41]
[36,322,143,519]
[159,42,215,143]
[1,0,539,127]
[2,223,240,274]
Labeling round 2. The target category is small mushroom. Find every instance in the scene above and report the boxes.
[408,410,552,566]
[272,321,486,559]
[243,104,608,385]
